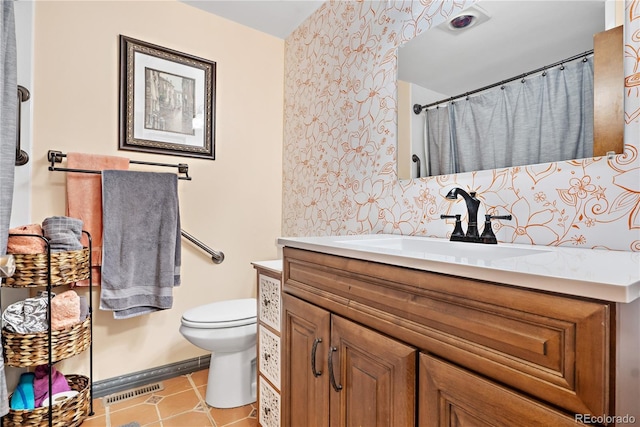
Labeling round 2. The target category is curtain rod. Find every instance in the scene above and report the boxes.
[47,150,191,180]
[413,49,594,114]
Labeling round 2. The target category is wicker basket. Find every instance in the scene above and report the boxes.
[3,248,90,288]
[3,374,90,427]
[2,317,91,367]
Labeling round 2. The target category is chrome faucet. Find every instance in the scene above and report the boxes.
[441,188,512,244]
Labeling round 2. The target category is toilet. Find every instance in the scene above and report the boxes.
[179,298,257,408]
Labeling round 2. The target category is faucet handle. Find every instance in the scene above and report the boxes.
[488,215,512,221]
[480,214,512,244]
[440,214,465,241]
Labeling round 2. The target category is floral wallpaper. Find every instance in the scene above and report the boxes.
[283,0,640,252]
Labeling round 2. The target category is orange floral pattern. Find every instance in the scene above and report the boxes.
[283,0,640,251]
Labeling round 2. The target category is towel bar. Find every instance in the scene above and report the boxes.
[46,150,224,264]
[47,150,191,180]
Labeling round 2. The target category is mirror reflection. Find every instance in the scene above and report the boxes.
[397,1,613,179]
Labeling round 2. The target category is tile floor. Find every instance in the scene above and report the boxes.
[83,369,257,427]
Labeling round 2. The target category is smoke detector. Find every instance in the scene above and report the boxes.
[437,4,491,34]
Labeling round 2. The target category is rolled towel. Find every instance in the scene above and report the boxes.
[7,224,46,254]
[10,373,35,410]
[2,295,49,334]
[51,290,81,330]
[0,254,16,278]
[78,295,89,321]
[42,216,83,252]
[33,365,71,407]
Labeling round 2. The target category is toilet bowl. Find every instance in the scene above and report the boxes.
[179,298,257,408]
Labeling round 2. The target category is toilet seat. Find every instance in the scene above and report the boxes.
[181,298,256,329]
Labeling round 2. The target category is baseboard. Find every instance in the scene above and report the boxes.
[92,354,211,398]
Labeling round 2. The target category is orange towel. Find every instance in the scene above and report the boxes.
[50,290,81,330]
[66,153,129,286]
[7,224,46,254]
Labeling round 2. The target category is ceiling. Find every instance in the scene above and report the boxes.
[180,0,324,39]
[398,1,606,97]
[180,1,607,98]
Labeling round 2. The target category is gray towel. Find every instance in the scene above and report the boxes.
[99,170,181,319]
[1,0,18,416]
[42,216,84,252]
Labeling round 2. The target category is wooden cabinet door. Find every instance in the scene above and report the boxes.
[282,294,331,427]
[593,25,624,157]
[419,354,579,427]
[329,315,416,427]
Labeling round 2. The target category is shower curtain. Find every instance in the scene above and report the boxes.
[424,55,594,175]
[0,0,17,416]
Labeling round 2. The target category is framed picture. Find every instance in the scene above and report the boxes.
[119,35,216,160]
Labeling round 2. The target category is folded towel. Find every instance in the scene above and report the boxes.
[7,224,46,254]
[10,373,35,410]
[50,290,81,330]
[2,294,49,333]
[41,216,83,252]
[66,153,130,279]
[100,170,181,319]
[33,365,71,407]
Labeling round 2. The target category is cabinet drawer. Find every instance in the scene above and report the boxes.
[259,376,280,427]
[259,324,280,389]
[259,274,281,331]
[283,247,613,418]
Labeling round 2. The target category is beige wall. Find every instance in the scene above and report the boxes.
[31,1,283,380]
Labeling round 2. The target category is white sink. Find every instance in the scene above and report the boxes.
[339,236,550,261]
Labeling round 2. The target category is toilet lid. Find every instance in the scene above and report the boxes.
[181,298,256,328]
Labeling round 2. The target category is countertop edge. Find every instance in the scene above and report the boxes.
[277,237,640,304]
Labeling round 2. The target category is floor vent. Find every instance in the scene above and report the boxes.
[103,382,164,406]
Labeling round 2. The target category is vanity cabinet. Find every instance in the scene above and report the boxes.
[281,247,614,426]
[253,260,283,427]
[282,293,415,427]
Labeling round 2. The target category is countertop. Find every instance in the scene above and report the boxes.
[277,234,640,303]
[251,259,283,274]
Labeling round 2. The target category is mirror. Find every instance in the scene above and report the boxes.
[397,1,618,180]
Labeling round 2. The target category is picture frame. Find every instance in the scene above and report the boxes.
[119,35,216,160]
